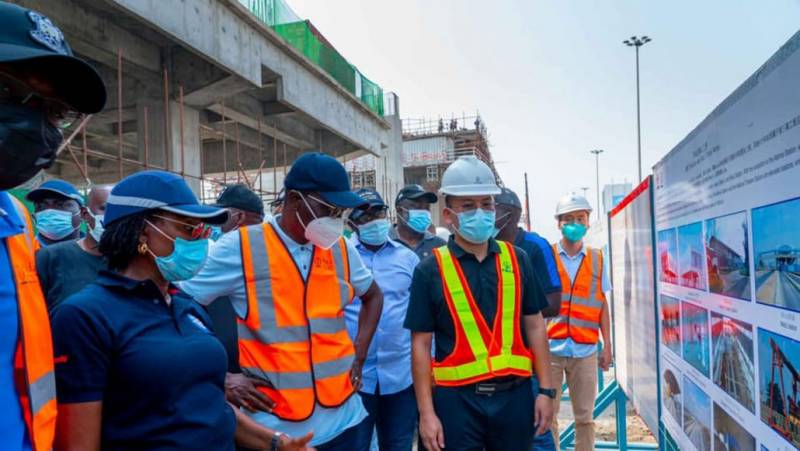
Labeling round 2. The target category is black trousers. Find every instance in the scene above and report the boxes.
[431,379,535,451]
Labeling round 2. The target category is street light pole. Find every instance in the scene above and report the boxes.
[590,149,604,221]
[581,186,589,198]
[623,35,651,182]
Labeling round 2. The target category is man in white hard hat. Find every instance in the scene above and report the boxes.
[404,156,554,451]
[548,194,612,451]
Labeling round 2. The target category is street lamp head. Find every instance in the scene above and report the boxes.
[643,36,651,42]
[623,40,632,46]
[590,149,604,155]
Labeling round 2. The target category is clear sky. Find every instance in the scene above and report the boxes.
[287,0,800,240]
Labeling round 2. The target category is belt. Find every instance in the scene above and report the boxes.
[460,376,528,396]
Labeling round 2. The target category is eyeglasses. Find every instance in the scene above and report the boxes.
[0,71,82,129]
[306,194,346,218]
[151,214,212,239]
[352,206,388,225]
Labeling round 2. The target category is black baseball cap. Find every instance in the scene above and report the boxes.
[284,152,366,208]
[495,187,522,209]
[0,2,106,113]
[395,184,437,206]
[213,184,264,216]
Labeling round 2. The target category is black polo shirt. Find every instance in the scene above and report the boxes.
[404,237,547,361]
[51,271,236,451]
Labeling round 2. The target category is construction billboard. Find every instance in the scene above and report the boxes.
[653,30,800,451]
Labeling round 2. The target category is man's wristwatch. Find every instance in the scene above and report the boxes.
[270,431,285,451]
[538,387,557,399]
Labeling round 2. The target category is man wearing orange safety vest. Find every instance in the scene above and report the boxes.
[404,156,555,451]
[182,152,385,450]
[548,194,613,451]
[0,2,107,450]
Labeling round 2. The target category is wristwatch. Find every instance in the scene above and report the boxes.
[538,387,557,399]
[270,431,285,451]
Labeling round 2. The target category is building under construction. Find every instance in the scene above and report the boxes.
[346,113,503,225]
[10,0,404,205]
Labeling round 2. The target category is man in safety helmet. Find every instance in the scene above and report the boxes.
[548,193,612,451]
[0,2,106,450]
[404,156,555,451]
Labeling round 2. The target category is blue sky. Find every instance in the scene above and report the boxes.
[752,197,800,256]
[683,375,711,427]
[287,0,800,240]
[678,222,704,270]
[659,228,677,257]
[758,328,800,399]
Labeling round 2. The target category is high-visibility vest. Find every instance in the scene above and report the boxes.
[6,196,57,451]
[238,222,356,421]
[548,244,606,344]
[431,241,533,386]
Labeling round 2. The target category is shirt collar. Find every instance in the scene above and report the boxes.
[96,270,180,299]
[353,235,402,253]
[447,235,500,259]
[389,224,437,246]
[269,215,310,252]
[557,240,586,258]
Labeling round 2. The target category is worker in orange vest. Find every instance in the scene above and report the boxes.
[405,156,555,451]
[181,152,385,450]
[0,2,107,450]
[548,194,613,451]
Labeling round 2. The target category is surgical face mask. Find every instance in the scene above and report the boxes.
[358,218,390,246]
[0,104,63,190]
[492,211,512,239]
[88,212,105,243]
[145,220,209,282]
[295,192,344,250]
[402,209,432,234]
[562,223,588,242]
[35,209,77,241]
[452,208,496,244]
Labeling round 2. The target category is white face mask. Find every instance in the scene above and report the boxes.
[89,212,105,243]
[295,192,344,250]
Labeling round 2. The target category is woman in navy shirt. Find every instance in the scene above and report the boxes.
[51,171,313,451]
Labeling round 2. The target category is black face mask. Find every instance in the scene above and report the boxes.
[0,104,63,191]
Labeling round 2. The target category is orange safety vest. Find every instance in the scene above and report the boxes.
[5,196,57,451]
[431,241,533,386]
[238,222,356,421]
[547,244,606,344]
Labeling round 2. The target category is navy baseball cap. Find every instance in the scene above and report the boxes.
[395,184,437,206]
[26,179,83,206]
[213,184,264,216]
[284,152,366,208]
[495,187,522,209]
[350,188,387,222]
[0,2,106,113]
[104,170,228,226]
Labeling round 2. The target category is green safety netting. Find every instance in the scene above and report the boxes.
[238,0,385,116]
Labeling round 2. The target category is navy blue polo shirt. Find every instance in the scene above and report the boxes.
[51,271,236,450]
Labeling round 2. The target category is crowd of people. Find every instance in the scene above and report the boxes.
[0,3,612,451]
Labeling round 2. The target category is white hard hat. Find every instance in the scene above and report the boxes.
[554,193,593,219]
[439,156,501,196]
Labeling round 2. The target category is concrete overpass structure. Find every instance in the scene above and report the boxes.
[13,0,404,202]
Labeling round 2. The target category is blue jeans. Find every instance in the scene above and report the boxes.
[532,374,557,451]
[317,418,368,451]
[352,385,417,451]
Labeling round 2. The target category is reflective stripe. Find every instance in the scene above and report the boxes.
[29,371,55,415]
[588,249,599,301]
[106,194,167,208]
[314,355,354,379]
[241,366,313,390]
[497,242,516,358]
[566,317,600,329]
[489,354,532,372]
[570,296,604,309]
[433,360,490,381]
[438,246,489,360]
[331,242,351,308]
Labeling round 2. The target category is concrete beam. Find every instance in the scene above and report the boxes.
[183,75,254,108]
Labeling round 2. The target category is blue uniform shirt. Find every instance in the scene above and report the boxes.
[345,237,419,395]
[514,228,562,294]
[549,241,612,358]
[51,271,236,450]
[180,216,373,446]
[0,192,31,451]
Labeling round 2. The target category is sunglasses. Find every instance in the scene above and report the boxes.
[151,214,212,239]
[0,71,82,129]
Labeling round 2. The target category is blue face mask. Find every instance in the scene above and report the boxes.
[89,212,105,243]
[358,218,390,246]
[562,223,588,242]
[404,209,432,234]
[209,226,224,242]
[35,209,77,241]
[146,220,209,282]
[454,208,496,244]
